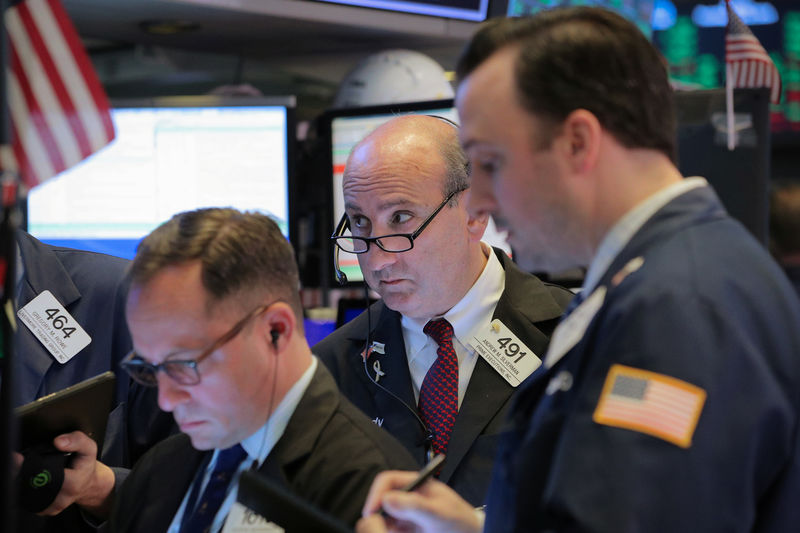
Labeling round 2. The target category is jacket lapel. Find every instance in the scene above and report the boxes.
[259,363,339,482]
[352,303,426,460]
[13,231,82,405]
[440,250,565,481]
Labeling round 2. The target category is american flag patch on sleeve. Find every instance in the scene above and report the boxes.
[592,364,706,448]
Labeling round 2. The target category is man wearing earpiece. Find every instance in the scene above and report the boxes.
[314,114,573,506]
[103,208,415,532]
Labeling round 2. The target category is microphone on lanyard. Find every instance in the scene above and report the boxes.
[358,284,436,462]
[331,213,435,460]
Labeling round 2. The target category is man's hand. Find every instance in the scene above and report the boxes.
[357,470,482,533]
[12,451,24,478]
[39,431,115,519]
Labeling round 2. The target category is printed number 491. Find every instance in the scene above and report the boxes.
[497,337,527,364]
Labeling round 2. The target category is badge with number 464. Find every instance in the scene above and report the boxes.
[17,290,91,364]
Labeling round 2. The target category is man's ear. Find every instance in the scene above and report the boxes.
[555,109,602,175]
[462,189,489,242]
[260,302,295,353]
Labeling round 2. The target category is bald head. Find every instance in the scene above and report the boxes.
[340,114,487,320]
[345,114,469,201]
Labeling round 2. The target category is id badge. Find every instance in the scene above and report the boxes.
[222,502,283,533]
[468,319,541,387]
[17,290,91,364]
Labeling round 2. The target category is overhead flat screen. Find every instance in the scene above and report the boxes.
[507,0,655,36]
[25,96,295,260]
[322,99,510,285]
[313,0,490,21]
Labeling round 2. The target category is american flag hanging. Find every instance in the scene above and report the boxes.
[725,0,781,104]
[1,0,115,188]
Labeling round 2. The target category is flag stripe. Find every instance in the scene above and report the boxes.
[6,67,56,181]
[606,387,697,427]
[9,122,36,184]
[36,0,114,147]
[17,1,93,157]
[725,0,781,104]
[593,364,706,449]
[6,5,78,173]
[1,0,114,187]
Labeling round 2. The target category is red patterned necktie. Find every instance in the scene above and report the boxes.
[419,318,459,458]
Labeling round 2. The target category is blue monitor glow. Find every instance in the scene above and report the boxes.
[313,0,490,21]
[507,0,655,37]
[324,99,511,285]
[26,97,295,260]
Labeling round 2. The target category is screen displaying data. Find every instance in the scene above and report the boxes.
[27,101,292,260]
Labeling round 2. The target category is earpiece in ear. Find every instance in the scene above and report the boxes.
[270,329,279,347]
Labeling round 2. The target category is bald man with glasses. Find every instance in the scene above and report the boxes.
[315,114,573,506]
[97,208,415,533]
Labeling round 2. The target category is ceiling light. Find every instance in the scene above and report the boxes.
[138,20,201,36]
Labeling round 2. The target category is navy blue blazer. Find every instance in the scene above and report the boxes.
[12,231,173,533]
[315,248,572,506]
[485,185,800,532]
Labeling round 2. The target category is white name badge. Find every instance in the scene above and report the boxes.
[543,286,607,369]
[17,290,91,364]
[468,319,541,387]
[222,502,283,533]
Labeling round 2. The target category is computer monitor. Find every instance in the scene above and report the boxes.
[507,0,655,37]
[25,96,295,260]
[314,0,490,21]
[320,98,511,286]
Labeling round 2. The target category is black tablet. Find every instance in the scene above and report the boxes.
[15,371,116,453]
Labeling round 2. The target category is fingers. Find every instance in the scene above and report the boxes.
[356,513,390,533]
[12,451,24,477]
[53,430,98,458]
[377,478,482,533]
[39,431,111,517]
[362,470,419,516]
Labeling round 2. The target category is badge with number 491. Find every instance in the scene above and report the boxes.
[468,319,541,387]
[17,290,91,364]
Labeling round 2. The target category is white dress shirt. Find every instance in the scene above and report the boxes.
[166,357,318,533]
[402,243,505,408]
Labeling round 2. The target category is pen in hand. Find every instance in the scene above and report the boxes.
[379,453,446,516]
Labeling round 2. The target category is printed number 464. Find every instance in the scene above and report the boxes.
[45,308,76,338]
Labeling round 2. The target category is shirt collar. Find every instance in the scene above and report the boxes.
[582,177,708,295]
[402,243,505,359]
[237,356,317,466]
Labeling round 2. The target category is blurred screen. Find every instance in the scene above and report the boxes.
[313,0,489,21]
[27,100,292,259]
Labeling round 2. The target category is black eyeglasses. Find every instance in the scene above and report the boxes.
[121,302,277,387]
[331,189,462,254]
